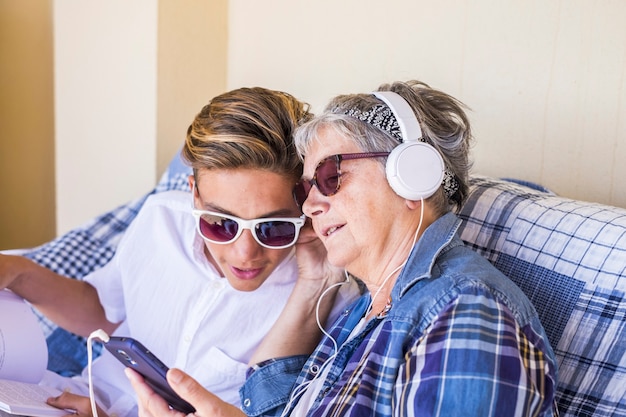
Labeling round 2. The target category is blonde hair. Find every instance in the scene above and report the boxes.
[182,87,313,181]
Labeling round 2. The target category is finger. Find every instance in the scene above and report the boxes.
[296,222,319,244]
[295,234,344,284]
[167,369,242,416]
[125,368,182,417]
[46,392,87,416]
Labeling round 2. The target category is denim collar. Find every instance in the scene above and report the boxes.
[391,212,462,301]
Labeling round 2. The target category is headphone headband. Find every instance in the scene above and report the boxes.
[371,91,422,143]
[339,89,460,201]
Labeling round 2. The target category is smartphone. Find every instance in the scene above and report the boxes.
[104,336,196,414]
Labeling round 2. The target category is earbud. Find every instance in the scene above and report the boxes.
[372,91,445,200]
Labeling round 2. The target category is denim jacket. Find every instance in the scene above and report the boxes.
[241,212,558,417]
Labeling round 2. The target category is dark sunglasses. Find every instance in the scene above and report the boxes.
[192,210,305,249]
[293,152,389,208]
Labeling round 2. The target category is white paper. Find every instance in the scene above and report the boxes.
[0,290,48,383]
[0,380,65,417]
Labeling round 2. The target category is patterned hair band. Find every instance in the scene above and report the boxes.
[339,101,460,201]
[343,104,404,143]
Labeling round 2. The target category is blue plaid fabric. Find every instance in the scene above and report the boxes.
[21,156,191,376]
[457,175,626,417]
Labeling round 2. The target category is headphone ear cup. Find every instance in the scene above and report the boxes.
[385,142,445,200]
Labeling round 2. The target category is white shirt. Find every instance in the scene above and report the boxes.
[39,190,359,417]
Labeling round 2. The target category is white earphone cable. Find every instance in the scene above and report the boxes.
[87,329,110,417]
[365,196,423,317]
[282,198,424,414]
[314,269,351,354]
[280,271,351,415]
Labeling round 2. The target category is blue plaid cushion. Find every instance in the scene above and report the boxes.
[458,175,626,417]
[22,157,191,376]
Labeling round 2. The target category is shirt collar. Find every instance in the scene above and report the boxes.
[392,212,462,300]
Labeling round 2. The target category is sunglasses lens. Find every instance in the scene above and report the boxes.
[293,157,341,208]
[293,181,311,208]
[256,221,298,247]
[197,212,299,248]
[316,158,340,195]
[198,214,239,243]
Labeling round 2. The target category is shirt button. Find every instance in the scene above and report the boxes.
[184,335,192,343]
[243,399,251,407]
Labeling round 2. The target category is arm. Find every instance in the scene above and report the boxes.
[249,224,347,364]
[0,253,118,337]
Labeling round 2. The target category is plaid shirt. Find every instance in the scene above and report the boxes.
[241,213,558,416]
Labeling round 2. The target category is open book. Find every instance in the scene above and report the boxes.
[0,290,67,416]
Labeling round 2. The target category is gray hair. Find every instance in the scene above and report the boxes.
[294,80,473,214]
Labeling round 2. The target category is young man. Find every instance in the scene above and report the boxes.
[0,87,360,417]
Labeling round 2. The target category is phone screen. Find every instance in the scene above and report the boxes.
[104,337,196,414]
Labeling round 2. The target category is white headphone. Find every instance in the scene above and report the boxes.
[372,91,445,200]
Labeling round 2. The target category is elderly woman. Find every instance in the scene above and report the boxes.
[128,80,558,417]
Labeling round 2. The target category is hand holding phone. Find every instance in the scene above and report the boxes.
[104,336,196,414]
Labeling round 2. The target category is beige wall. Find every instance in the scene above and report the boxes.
[2,1,624,249]
[0,1,55,250]
[227,0,626,207]
[157,1,228,176]
[53,0,226,237]
[0,1,226,249]
[54,0,159,236]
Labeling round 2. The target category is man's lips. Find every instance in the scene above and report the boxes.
[230,266,263,280]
